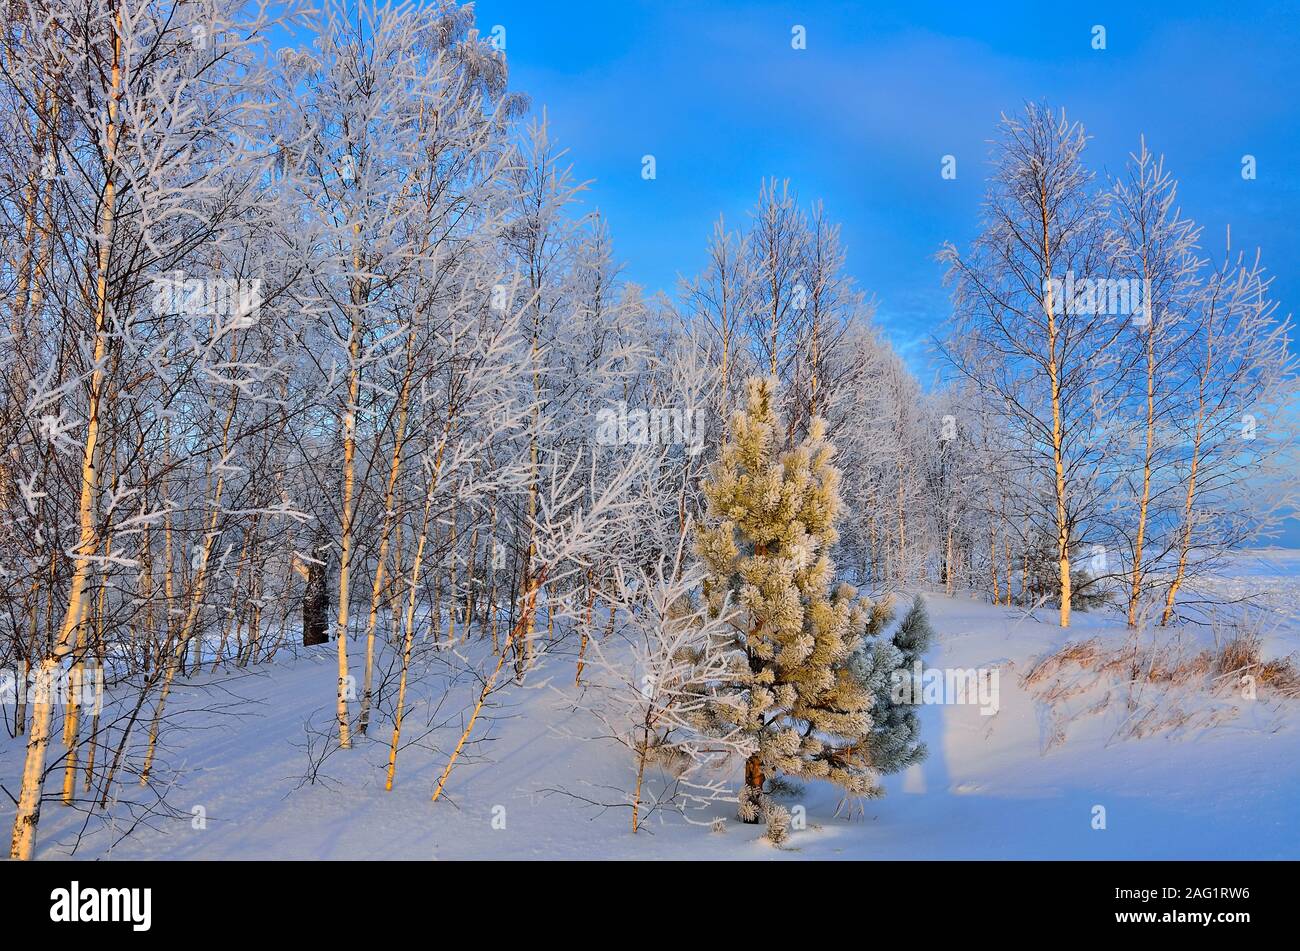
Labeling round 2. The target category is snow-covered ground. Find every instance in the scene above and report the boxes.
[5,550,1298,860]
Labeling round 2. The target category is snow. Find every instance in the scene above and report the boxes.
[5,552,1298,860]
[1193,548,1300,637]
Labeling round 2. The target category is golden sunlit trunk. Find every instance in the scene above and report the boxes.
[574,568,594,686]
[358,352,414,735]
[1040,197,1071,628]
[1128,292,1156,628]
[384,472,436,789]
[10,12,121,861]
[385,420,453,785]
[1163,335,1212,626]
[334,310,363,750]
[432,572,544,803]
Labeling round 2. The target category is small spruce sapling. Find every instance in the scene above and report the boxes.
[852,594,935,775]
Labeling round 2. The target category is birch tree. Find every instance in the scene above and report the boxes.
[941,104,1121,627]
[5,0,291,859]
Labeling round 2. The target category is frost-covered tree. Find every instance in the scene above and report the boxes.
[695,376,895,835]
[1158,239,1300,624]
[941,104,1121,628]
[576,530,754,832]
[3,0,295,860]
[825,325,930,590]
[746,180,807,384]
[852,594,934,775]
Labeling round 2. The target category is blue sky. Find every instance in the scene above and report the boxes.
[469,0,1300,543]
[473,0,1299,379]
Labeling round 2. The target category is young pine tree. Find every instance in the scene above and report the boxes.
[696,376,896,836]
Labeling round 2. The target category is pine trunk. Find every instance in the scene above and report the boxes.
[742,753,764,823]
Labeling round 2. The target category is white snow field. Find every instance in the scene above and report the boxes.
[4,550,1298,861]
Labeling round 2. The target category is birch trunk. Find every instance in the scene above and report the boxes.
[10,11,122,860]
[358,346,415,735]
[944,525,954,596]
[574,568,594,686]
[432,571,544,803]
[1128,278,1156,628]
[333,308,363,750]
[1040,196,1071,627]
[1162,330,1212,626]
[989,523,1000,605]
[386,427,451,787]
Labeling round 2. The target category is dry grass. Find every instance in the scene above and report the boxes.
[1026,632,1297,698]
[1021,618,1298,749]
[1214,634,1300,698]
[1258,658,1300,697]
[1215,634,1262,678]
[1209,619,1300,699]
[1023,640,1104,686]
[1146,649,1214,686]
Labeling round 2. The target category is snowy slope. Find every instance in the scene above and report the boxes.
[4,555,1298,860]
